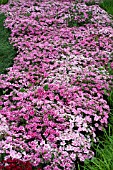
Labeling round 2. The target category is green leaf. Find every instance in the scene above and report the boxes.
[0,106,2,110]
[95,36,98,42]
[19,118,27,126]
[104,89,107,95]
[51,153,54,160]
[19,88,26,92]
[24,13,31,17]
[98,67,104,71]
[44,84,49,91]
[3,90,7,94]
[0,153,6,162]
[74,5,76,9]
[73,22,78,26]
[35,16,39,21]
[48,114,53,120]
[28,83,32,87]
[54,99,57,104]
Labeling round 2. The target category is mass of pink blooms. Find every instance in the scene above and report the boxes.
[0,0,113,169]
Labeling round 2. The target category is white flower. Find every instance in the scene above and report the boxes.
[10,150,22,159]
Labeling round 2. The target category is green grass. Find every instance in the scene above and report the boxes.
[0,13,17,74]
[99,0,113,16]
[0,0,8,5]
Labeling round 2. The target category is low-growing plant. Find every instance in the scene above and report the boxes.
[0,0,113,169]
[66,5,93,27]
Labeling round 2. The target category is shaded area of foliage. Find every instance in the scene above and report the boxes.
[0,0,8,5]
[0,13,17,74]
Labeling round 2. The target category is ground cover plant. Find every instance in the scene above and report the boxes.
[0,0,113,169]
[80,0,113,169]
[82,88,113,170]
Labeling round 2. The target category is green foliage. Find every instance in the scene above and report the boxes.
[99,0,113,16]
[0,13,17,74]
[107,63,113,75]
[85,0,96,6]
[51,153,54,160]
[83,131,113,170]
[0,0,8,5]
[18,118,27,127]
[0,153,6,162]
[108,90,113,109]
[44,84,49,91]
[19,88,26,92]
[66,7,93,28]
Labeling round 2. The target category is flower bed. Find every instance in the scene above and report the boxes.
[0,0,113,169]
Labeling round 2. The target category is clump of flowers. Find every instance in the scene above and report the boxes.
[0,114,9,142]
[65,4,93,27]
[0,158,33,170]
